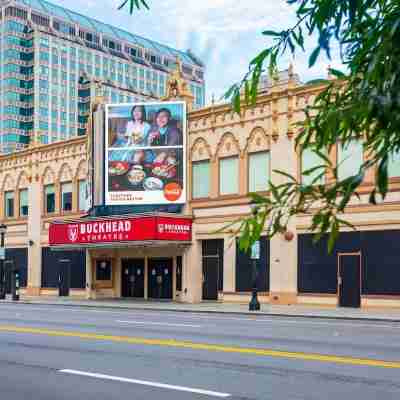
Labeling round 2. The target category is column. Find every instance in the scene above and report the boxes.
[172,256,177,300]
[223,236,236,292]
[268,108,298,305]
[144,256,148,299]
[26,179,42,296]
[180,239,202,303]
[114,252,122,298]
[72,178,79,212]
[269,226,298,304]
[85,249,93,299]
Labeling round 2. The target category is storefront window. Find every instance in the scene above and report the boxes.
[5,191,14,218]
[96,260,111,281]
[249,152,270,192]
[19,189,28,217]
[61,182,72,212]
[192,161,210,199]
[78,180,88,212]
[388,150,400,178]
[219,157,238,195]
[45,184,55,214]
[338,140,363,181]
[301,148,326,185]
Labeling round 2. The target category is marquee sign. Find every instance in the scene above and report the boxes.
[49,215,192,246]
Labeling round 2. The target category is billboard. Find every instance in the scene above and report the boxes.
[105,101,186,206]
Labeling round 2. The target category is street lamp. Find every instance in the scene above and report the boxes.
[0,223,7,300]
[249,204,261,311]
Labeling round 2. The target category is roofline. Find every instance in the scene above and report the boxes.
[11,0,204,68]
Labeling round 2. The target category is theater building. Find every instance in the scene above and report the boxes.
[1,66,400,308]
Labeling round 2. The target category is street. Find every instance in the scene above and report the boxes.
[0,303,399,399]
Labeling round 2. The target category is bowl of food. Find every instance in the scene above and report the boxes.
[143,177,164,191]
[152,163,176,179]
[109,161,130,176]
[127,166,146,185]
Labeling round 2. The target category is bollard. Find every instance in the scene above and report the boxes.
[12,270,19,301]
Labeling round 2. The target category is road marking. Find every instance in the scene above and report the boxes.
[1,325,400,369]
[1,306,400,330]
[59,369,230,398]
[116,320,201,328]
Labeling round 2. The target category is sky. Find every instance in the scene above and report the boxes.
[51,0,342,104]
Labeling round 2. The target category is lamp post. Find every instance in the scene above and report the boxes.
[249,205,261,311]
[0,223,8,300]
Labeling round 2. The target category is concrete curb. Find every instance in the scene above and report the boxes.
[2,300,400,323]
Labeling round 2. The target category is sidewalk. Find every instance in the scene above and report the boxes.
[2,296,400,322]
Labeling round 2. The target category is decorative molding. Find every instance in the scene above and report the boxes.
[190,137,213,162]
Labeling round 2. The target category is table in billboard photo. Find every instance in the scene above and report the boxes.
[108,148,184,202]
[105,102,186,205]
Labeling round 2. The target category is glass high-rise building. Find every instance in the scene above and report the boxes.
[0,0,205,154]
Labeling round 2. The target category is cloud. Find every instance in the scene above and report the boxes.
[52,0,342,102]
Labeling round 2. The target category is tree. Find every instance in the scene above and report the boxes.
[119,0,400,252]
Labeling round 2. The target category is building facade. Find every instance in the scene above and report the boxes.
[1,66,400,308]
[0,0,205,153]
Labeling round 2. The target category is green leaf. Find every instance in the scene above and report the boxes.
[273,169,297,182]
[369,189,377,205]
[262,30,282,37]
[250,48,270,66]
[327,220,339,254]
[308,46,321,68]
[329,68,346,78]
[377,156,389,198]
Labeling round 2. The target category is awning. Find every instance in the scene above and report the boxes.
[49,214,192,250]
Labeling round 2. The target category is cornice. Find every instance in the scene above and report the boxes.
[188,81,331,120]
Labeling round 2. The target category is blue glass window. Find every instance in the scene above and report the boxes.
[39,121,48,130]
[39,80,48,89]
[40,52,50,62]
[39,107,48,117]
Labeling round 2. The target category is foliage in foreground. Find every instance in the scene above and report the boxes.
[119,0,400,252]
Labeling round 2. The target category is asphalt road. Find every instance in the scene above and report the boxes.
[0,303,400,400]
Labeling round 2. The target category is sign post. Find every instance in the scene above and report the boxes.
[249,241,261,311]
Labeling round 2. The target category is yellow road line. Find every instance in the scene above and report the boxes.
[0,324,399,369]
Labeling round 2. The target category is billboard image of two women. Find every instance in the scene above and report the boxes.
[105,101,186,205]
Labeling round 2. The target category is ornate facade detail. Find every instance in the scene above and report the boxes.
[58,163,74,183]
[41,166,56,185]
[245,127,270,153]
[215,132,241,160]
[17,171,29,189]
[1,173,16,192]
[163,57,195,111]
[190,137,213,162]
[75,159,88,181]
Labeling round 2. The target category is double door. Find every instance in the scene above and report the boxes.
[121,259,145,298]
[148,258,173,300]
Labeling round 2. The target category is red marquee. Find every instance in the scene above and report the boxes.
[49,215,192,246]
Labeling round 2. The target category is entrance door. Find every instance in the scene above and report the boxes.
[121,259,145,298]
[148,258,173,300]
[338,253,361,308]
[202,256,219,300]
[4,260,14,294]
[59,259,71,297]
